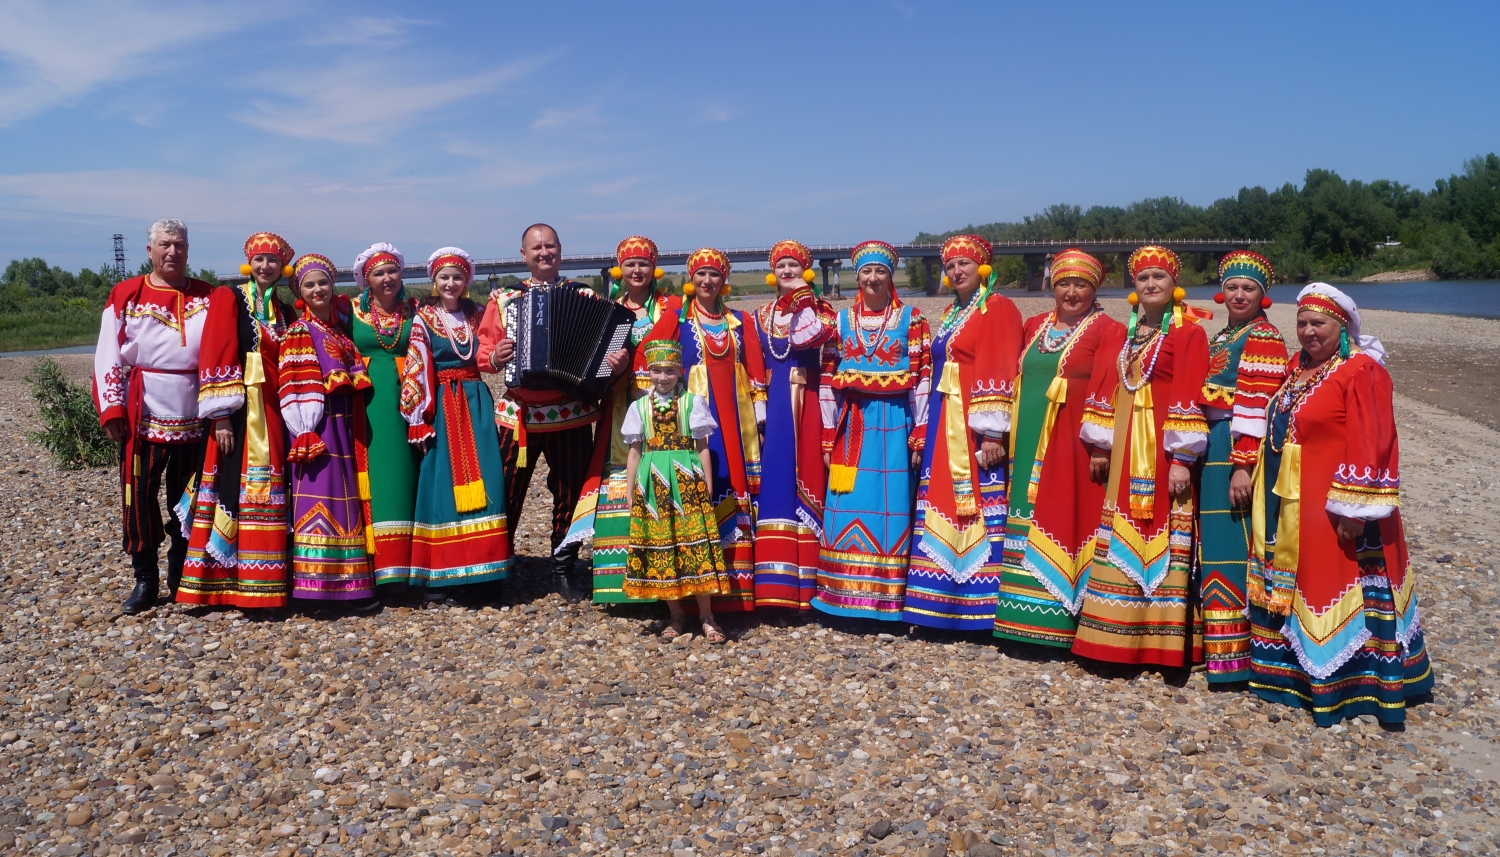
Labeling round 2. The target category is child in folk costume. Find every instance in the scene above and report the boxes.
[906,235,1024,630]
[637,248,768,611]
[277,254,379,610]
[178,232,295,608]
[749,240,837,611]
[1074,246,1210,667]
[1196,251,1288,682]
[813,241,932,620]
[399,248,512,598]
[623,340,731,643]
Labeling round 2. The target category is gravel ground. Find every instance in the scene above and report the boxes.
[0,298,1497,857]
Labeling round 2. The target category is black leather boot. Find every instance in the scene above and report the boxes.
[551,542,581,577]
[164,537,187,598]
[122,552,160,614]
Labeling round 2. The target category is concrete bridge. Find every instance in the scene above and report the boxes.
[226,239,1271,294]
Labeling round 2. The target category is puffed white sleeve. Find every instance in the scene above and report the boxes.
[688,394,719,439]
[620,401,646,445]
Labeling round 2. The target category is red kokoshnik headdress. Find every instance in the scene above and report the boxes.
[940,234,993,267]
[243,232,295,264]
[1127,245,1181,281]
[687,247,730,276]
[768,239,812,269]
[616,236,659,266]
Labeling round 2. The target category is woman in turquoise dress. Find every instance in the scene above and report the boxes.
[812,241,931,620]
[1198,251,1287,682]
[400,248,511,599]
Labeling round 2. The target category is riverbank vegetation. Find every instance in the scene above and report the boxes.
[911,153,1500,288]
[0,260,217,352]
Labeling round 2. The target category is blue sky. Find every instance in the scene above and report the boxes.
[1,0,1496,274]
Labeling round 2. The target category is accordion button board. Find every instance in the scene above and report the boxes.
[502,285,636,402]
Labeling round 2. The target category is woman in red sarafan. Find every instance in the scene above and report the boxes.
[177,232,295,608]
[1072,245,1209,667]
[1247,283,1433,726]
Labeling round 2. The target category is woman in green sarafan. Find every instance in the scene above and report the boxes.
[993,249,1124,648]
[349,242,420,591]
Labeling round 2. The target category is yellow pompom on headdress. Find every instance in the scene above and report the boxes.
[241,232,295,278]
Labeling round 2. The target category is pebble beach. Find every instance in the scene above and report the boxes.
[0,295,1496,857]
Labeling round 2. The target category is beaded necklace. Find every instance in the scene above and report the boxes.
[1209,316,1260,361]
[1118,326,1165,394]
[358,291,408,353]
[436,304,475,362]
[1268,355,1344,453]
[759,298,796,362]
[852,298,898,352]
[691,305,735,361]
[1036,305,1099,355]
[936,291,980,340]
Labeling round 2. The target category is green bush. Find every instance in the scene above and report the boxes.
[25,357,116,469]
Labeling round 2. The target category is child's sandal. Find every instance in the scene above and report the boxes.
[660,624,684,641]
[702,623,726,645]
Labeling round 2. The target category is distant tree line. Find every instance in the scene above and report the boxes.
[907,153,1500,289]
[0,260,218,352]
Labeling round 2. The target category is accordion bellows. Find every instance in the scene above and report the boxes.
[503,286,636,402]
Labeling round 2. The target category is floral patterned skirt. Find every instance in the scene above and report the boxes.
[625,449,730,601]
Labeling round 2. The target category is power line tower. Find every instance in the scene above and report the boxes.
[112,234,127,283]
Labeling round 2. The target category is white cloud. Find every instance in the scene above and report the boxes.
[237,51,552,145]
[0,0,262,123]
[302,16,431,48]
[532,103,604,131]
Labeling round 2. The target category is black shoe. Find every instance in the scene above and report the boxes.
[345,597,382,615]
[422,588,450,604]
[121,581,158,614]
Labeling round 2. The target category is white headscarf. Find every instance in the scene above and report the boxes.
[1295,282,1387,365]
[426,247,475,282]
[352,242,405,289]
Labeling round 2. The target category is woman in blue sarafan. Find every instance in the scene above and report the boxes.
[812,241,931,621]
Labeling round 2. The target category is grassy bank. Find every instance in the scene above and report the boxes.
[0,299,102,352]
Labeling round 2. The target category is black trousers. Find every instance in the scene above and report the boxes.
[497,423,595,554]
[121,437,203,555]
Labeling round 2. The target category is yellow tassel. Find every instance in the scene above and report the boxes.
[828,464,858,494]
[955,493,977,518]
[452,480,488,514]
[364,525,376,555]
[516,446,527,469]
[357,471,371,501]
